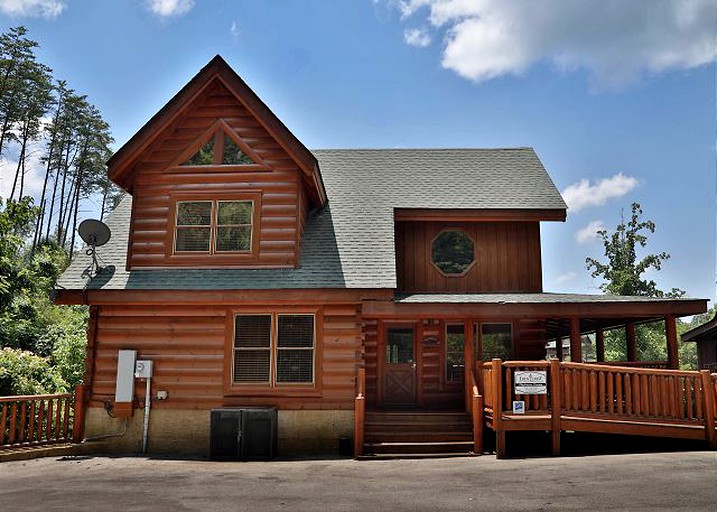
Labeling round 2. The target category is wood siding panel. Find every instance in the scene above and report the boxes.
[89,303,362,411]
[396,220,543,293]
[127,81,310,269]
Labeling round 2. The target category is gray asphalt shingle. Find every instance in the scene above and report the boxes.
[57,148,567,291]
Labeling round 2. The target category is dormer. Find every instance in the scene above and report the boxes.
[108,56,326,269]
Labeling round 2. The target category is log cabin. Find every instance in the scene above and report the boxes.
[55,56,708,458]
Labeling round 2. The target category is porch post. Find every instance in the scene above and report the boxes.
[595,328,605,362]
[569,317,582,363]
[464,320,475,412]
[555,336,563,361]
[665,315,679,369]
[626,323,637,362]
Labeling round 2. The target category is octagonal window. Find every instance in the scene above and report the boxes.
[431,230,475,275]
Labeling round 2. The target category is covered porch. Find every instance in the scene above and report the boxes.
[354,292,709,458]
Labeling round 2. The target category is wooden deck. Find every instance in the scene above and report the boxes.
[355,361,717,459]
[482,360,717,458]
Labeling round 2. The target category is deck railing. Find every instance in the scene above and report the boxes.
[0,386,87,449]
[465,363,483,454]
[594,361,669,370]
[482,359,717,458]
[560,362,705,422]
[354,367,366,458]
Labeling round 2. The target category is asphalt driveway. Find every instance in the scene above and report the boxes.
[1,452,716,511]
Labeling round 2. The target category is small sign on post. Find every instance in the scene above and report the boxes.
[512,400,525,414]
[514,370,548,395]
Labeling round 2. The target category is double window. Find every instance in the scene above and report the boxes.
[444,322,513,384]
[174,200,253,253]
[233,313,315,386]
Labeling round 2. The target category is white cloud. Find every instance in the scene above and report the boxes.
[404,27,431,47]
[562,173,638,211]
[395,0,717,88]
[146,0,194,18]
[576,220,605,244]
[555,271,577,284]
[0,151,48,202]
[0,0,66,18]
[230,20,240,38]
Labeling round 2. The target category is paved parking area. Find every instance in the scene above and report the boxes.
[1,452,716,511]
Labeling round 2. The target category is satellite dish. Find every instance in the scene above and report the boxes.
[78,219,111,247]
[78,219,112,278]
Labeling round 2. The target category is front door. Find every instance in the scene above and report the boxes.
[382,326,417,405]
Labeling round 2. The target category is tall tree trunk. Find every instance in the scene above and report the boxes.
[69,166,83,258]
[9,120,29,200]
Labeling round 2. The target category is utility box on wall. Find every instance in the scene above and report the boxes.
[210,408,277,460]
[114,350,137,417]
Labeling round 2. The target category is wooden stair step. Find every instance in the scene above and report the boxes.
[364,441,474,455]
[365,432,473,442]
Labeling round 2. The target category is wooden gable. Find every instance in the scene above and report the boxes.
[112,56,322,270]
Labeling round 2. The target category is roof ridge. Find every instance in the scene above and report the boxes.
[310,147,534,152]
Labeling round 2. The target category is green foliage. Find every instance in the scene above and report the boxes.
[0,347,67,395]
[586,203,689,363]
[586,202,684,298]
[0,197,38,312]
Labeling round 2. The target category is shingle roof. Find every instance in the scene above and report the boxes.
[394,293,698,304]
[57,148,566,291]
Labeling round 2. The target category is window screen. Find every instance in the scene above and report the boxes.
[216,201,252,252]
[276,315,314,383]
[175,201,212,252]
[234,315,271,383]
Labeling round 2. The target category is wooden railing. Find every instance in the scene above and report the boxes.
[594,361,669,369]
[482,359,717,458]
[354,367,366,458]
[465,364,483,455]
[0,387,86,449]
[560,362,704,421]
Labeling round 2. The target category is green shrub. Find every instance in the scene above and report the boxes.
[0,347,67,395]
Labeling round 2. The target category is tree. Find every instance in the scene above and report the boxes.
[586,202,683,298]
[586,203,683,363]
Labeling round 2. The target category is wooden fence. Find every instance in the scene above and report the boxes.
[483,359,717,458]
[0,385,86,450]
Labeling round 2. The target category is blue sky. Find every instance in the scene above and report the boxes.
[0,0,715,303]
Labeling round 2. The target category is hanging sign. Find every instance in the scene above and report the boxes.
[514,371,548,395]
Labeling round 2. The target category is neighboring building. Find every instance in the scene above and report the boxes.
[56,56,707,456]
[682,317,717,372]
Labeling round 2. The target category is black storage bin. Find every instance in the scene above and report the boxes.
[210,408,278,460]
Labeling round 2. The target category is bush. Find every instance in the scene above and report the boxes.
[0,347,67,395]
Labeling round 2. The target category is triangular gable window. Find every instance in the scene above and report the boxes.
[223,137,254,165]
[179,123,260,167]
[183,137,216,166]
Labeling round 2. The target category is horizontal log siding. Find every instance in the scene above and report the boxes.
[88,302,362,411]
[128,81,307,269]
[396,220,543,293]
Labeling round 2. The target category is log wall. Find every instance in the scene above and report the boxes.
[88,301,362,412]
[396,220,543,292]
[127,80,309,269]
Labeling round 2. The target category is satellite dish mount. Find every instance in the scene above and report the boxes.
[78,219,112,278]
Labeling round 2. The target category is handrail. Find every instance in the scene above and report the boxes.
[594,360,669,369]
[466,366,483,455]
[353,367,366,458]
[0,392,72,403]
[562,361,696,377]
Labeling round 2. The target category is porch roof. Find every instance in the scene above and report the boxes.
[681,316,717,343]
[364,293,707,336]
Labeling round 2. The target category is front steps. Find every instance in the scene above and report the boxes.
[361,410,475,459]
